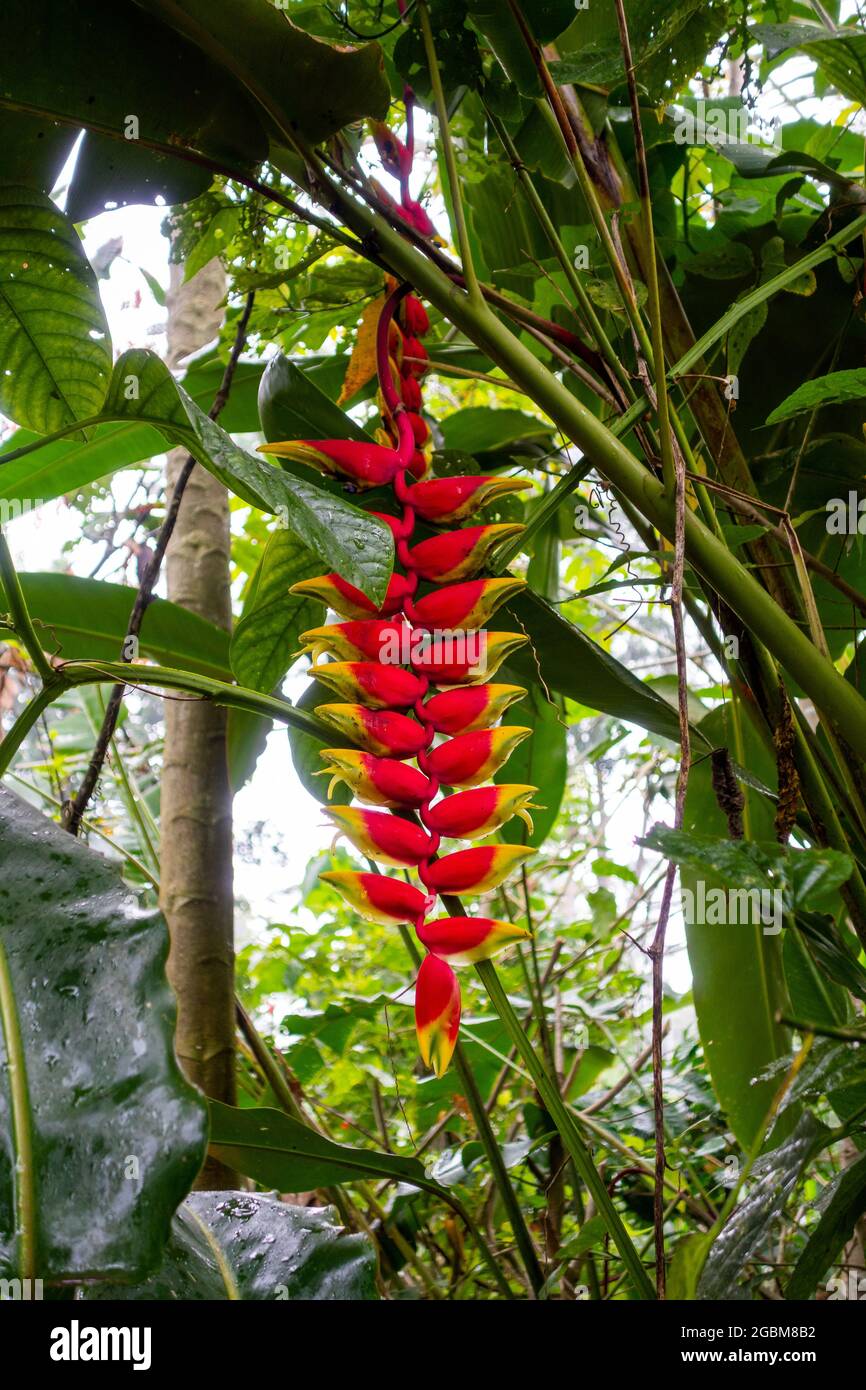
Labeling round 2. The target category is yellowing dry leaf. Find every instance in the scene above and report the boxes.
[338,293,386,405]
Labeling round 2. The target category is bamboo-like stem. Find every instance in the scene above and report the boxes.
[476,958,656,1300]
[294,153,866,756]
[613,0,676,495]
[418,0,482,304]
[397,923,544,1296]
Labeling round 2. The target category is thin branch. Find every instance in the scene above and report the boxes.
[63,292,255,835]
[647,366,692,1297]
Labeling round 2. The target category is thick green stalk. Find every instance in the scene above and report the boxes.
[418,1,482,304]
[614,210,866,438]
[298,156,866,757]
[398,923,544,1296]
[476,959,656,1300]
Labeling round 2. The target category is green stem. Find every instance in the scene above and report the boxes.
[54,660,339,740]
[299,155,866,757]
[0,682,62,776]
[398,923,543,1295]
[614,210,866,438]
[0,530,55,682]
[488,111,631,398]
[418,0,482,304]
[475,959,656,1300]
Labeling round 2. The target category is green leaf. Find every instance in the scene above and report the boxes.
[227,528,324,792]
[39,349,394,606]
[0,572,231,678]
[231,529,323,693]
[673,705,789,1148]
[505,590,684,742]
[699,1114,831,1299]
[786,1151,866,1300]
[77,1192,377,1301]
[641,828,853,918]
[135,0,390,144]
[683,241,755,280]
[766,369,866,424]
[727,299,767,376]
[783,930,849,1034]
[208,1101,434,1194]
[498,685,567,849]
[667,1233,713,1301]
[0,0,267,219]
[287,682,353,808]
[439,407,551,455]
[0,356,264,511]
[0,786,207,1280]
[0,185,111,435]
[258,352,372,444]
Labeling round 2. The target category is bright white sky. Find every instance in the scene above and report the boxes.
[2,31,861,992]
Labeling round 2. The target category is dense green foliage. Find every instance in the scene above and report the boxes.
[1,0,866,1302]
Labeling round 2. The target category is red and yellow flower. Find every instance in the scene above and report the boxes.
[275,104,543,1075]
[416,916,531,966]
[320,870,428,926]
[422,845,534,895]
[414,953,461,1077]
[425,726,531,787]
[423,784,540,840]
[327,806,434,867]
[319,749,430,808]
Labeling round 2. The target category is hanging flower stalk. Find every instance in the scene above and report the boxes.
[260,93,540,1077]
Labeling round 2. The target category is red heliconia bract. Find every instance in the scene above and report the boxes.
[319,749,431,808]
[284,93,538,1075]
[423,684,527,734]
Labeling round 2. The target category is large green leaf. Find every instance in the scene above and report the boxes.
[786,1151,866,1300]
[0,356,264,510]
[766,368,866,424]
[676,705,790,1149]
[0,185,111,435]
[17,349,394,605]
[227,528,324,791]
[134,0,389,145]
[497,685,567,849]
[78,1191,377,1300]
[0,0,267,219]
[0,786,207,1281]
[439,407,551,455]
[698,1114,830,1299]
[286,682,353,808]
[0,572,232,678]
[208,1101,432,1194]
[505,590,684,742]
[258,353,372,445]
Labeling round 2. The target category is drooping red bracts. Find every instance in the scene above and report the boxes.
[276,97,540,1077]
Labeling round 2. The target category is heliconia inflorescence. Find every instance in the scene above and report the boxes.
[260,81,538,1078]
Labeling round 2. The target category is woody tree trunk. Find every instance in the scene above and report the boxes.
[162,257,236,1189]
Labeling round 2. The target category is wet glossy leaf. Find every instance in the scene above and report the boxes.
[77,1192,377,1300]
[0,786,207,1281]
